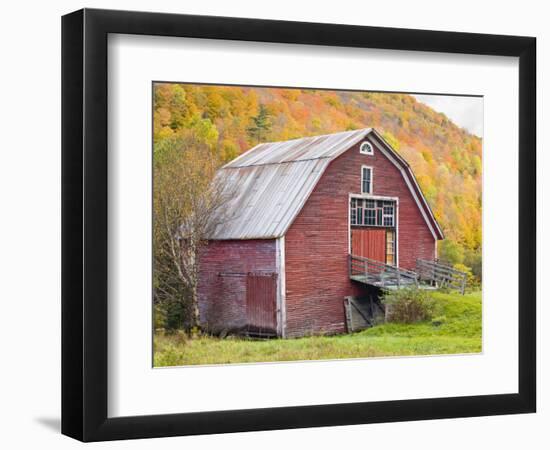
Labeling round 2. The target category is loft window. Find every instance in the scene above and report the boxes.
[350,198,396,228]
[361,166,372,194]
[359,141,374,155]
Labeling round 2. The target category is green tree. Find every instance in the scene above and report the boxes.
[247,104,272,142]
[439,239,465,265]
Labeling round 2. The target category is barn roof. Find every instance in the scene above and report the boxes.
[209,128,444,240]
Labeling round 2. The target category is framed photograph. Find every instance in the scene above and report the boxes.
[61,8,536,442]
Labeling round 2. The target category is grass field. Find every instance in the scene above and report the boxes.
[154,290,482,367]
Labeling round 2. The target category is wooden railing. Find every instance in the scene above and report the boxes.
[416,258,467,294]
[349,255,419,289]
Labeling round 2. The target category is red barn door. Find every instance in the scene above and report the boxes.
[352,229,386,263]
[246,272,277,335]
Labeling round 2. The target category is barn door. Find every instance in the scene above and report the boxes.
[246,272,277,336]
[351,229,386,263]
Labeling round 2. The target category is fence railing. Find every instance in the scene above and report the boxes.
[349,255,419,289]
[416,258,467,294]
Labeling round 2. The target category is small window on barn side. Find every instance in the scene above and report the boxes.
[361,166,373,194]
[359,141,374,155]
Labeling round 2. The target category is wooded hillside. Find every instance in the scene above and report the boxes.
[153,84,482,276]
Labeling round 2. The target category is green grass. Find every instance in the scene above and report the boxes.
[154,290,482,366]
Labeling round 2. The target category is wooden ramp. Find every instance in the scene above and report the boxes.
[416,259,467,294]
[349,255,466,293]
[349,255,421,290]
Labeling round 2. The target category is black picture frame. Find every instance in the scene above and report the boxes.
[61,8,536,442]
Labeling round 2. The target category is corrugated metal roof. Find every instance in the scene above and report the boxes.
[209,129,371,239]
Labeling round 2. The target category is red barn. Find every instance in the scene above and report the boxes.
[198,128,444,338]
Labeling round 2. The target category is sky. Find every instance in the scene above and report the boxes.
[413,94,483,138]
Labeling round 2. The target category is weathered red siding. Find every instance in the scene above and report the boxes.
[284,138,435,337]
[197,239,277,334]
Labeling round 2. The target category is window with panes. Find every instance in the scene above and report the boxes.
[350,199,395,228]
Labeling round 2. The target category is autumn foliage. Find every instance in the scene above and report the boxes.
[153,83,482,278]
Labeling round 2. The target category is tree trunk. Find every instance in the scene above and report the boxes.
[190,288,200,330]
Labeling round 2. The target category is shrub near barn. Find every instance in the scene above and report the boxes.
[382,288,438,323]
